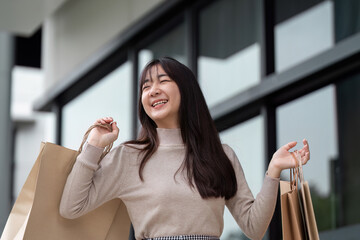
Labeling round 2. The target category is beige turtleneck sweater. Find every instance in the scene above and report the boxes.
[60,128,279,240]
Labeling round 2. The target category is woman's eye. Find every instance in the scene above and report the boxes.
[142,85,149,90]
[160,79,170,83]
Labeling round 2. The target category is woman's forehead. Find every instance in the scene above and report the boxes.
[144,65,168,80]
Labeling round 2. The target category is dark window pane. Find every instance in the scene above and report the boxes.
[275,0,324,24]
[200,0,258,59]
[336,73,360,227]
[334,0,360,42]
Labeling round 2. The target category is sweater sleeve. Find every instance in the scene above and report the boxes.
[59,143,128,219]
[223,144,279,240]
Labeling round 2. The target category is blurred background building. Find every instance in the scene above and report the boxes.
[0,0,359,239]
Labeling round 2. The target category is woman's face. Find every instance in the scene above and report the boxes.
[141,65,181,129]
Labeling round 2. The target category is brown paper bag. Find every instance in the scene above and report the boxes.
[280,151,319,240]
[298,155,319,240]
[1,124,131,240]
[280,168,306,240]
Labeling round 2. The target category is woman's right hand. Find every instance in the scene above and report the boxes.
[88,117,119,148]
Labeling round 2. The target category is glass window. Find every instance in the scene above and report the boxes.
[335,72,360,228]
[220,116,265,239]
[62,62,132,150]
[138,22,187,72]
[198,0,261,108]
[276,85,338,231]
[275,0,334,72]
[334,0,360,42]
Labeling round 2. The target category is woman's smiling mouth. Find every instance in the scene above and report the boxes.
[152,100,168,107]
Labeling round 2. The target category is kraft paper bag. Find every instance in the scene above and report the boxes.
[280,169,306,240]
[280,151,319,240]
[1,124,131,240]
[298,159,319,240]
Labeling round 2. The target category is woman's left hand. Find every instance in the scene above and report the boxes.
[267,139,310,178]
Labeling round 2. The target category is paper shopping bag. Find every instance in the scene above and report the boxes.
[298,155,319,240]
[1,124,131,240]
[280,168,306,240]
[280,151,320,240]
[1,143,44,240]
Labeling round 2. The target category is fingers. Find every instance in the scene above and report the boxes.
[96,117,119,136]
[95,117,114,125]
[111,121,120,135]
[300,139,310,163]
[283,139,310,166]
[283,141,297,151]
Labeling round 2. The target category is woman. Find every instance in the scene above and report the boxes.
[60,57,310,240]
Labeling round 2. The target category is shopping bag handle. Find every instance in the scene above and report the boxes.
[289,150,305,189]
[295,150,305,184]
[290,166,299,190]
[78,123,114,162]
[289,150,301,190]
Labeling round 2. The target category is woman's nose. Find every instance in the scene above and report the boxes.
[149,85,160,96]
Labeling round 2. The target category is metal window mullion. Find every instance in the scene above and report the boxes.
[128,48,139,139]
[261,0,280,238]
[260,0,276,78]
[185,6,198,79]
[261,104,281,240]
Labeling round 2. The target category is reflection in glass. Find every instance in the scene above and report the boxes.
[220,116,264,240]
[198,0,261,108]
[138,22,186,73]
[275,0,324,24]
[62,62,132,149]
[335,73,360,227]
[276,85,338,231]
[334,0,360,42]
[275,0,334,72]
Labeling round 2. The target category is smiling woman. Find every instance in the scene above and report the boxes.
[141,65,181,129]
[59,57,311,240]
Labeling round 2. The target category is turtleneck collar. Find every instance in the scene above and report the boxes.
[156,128,184,146]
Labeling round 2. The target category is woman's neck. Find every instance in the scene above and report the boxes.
[156,128,183,145]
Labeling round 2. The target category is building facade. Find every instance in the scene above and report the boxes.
[1,0,360,239]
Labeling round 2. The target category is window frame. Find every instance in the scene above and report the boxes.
[33,0,360,238]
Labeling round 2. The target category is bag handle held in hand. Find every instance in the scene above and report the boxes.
[290,150,302,190]
[78,123,114,162]
[290,166,299,191]
[296,150,305,184]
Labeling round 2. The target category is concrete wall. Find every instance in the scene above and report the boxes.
[0,0,68,36]
[11,66,56,198]
[42,0,165,89]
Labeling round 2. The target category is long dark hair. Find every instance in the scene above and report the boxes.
[125,57,237,200]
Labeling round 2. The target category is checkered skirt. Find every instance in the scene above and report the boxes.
[144,235,219,240]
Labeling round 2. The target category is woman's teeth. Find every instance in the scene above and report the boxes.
[152,100,168,107]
